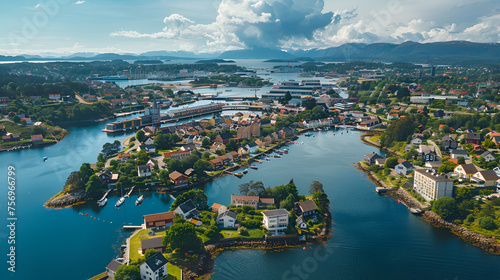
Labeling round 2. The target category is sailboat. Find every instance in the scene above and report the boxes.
[135,189,144,206]
[115,185,125,208]
[97,198,107,207]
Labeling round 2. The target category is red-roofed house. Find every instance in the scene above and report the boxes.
[31,134,43,143]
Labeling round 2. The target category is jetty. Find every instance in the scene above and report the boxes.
[242,164,258,170]
[99,189,112,201]
[122,225,143,230]
[124,186,135,198]
[224,170,243,178]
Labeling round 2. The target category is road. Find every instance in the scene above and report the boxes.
[75,93,92,104]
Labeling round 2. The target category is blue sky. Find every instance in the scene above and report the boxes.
[1,0,499,56]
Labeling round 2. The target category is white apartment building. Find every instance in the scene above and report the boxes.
[413,169,453,201]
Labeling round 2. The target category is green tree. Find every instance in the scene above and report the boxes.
[12,115,20,123]
[457,156,465,165]
[204,225,222,243]
[280,193,296,210]
[226,139,238,152]
[309,180,324,194]
[78,163,93,184]
[85,174,105,195]
[170,189,208,210]
[313,191,329,214]
[432,197,457,221]
[478,216,497,230]
[114,264,140,280]
[136,130,145,143]
[144,249,159,260]
[384,157,399,169]
[162,222,204,253]
[202,137,210,148]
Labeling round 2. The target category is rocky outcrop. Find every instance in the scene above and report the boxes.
[45,190,87,208]
[423,211,500,255]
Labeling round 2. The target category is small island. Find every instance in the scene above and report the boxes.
[109,180,331,280]
[134,59,165,64]
[195,59,235,64]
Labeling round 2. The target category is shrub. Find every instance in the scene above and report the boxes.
[238,226,249,236]
[478,216,497,230]
[465,214,475,225]
[240,219,261,229]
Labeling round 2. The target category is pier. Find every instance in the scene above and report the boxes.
[224,170,243,177]
[124,186,135,198]
[122,225,143,230]
[99,189,112,201]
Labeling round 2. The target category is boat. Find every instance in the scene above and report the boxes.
[243,169,248,174]
[97,198,107,207]
[410,208,423,215]
[115,186,125,207]
[43,156,48,161]
[305,133,312,137]
[375,187,388,194]
[282,149,288,154]
[135,195,144,206]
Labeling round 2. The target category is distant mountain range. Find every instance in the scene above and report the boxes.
[1,41,499,64]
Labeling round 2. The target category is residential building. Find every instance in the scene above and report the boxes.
[211,203,226,213]
[441,135,458,151]
[278,127,294,139]
[410,133,425,145]
[230,194,275,209]
[163,150,191,160]
[217,210,238,228]
[237,122,261,139]
[454,164,479,180]
[480,151,496,163]
[174,199,199,219]
[105,260,122,280]
[489,133,500,146]
[215,132,233,144]
[450,149,469,159]
[117,152,131,163]
[138,165,152,177]
[30,134,43,143]
[413,169,453,201]
[294,200,318,219]
[246,142,259,153]
[419,145,438,162]
[465,133,483,145]
[209,157,223,170]
[169,171,188,186]
[262,209,289,234]
[140,237,166,254]
[139,252,168,280]
[357,117,382,130]
[364,153,383,165]
[471,170,500,187]
[97,170,119,184]
[143,211,175,229]
[395,161,414,175]
[375,158,386,166]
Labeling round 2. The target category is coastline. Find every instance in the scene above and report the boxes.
[0,127,69,153]
[356,156,500,255]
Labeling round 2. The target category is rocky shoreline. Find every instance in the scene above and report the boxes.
[44,190,88,208]
[356,160,500,255]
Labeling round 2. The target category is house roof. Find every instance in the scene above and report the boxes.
[217,210,237,220]
[480,151,492,157]
[169,171,187,180]
[451,149,468,155]
[247,142,258,148]
[415,169,451,182]
[143,211,175,224]
[259,197,275,204]
[420,145,436,154]
[262,209,289,218]
[106,260,122,273]
[219,132,233,140]
[398,161,414,169]
[177,199,196,214]
[365,153,383,160]
[138,165,151,172]
[143,252,169,272]
[140,236,163,250]
[457,164,478,174]
[475,170,500,181]
[231,194,259,203]
[297,200,318,213]
[211,203,225,210]
[466,133,482,140]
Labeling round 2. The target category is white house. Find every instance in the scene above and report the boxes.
[395,161,414,175]
[138,165,152,177]
[454,164,478,180]
[450,149,469,159]
[174,199,199,219]
[262,209,289,234]
[471,170,500,187]
[217,210,237,228]
[480,151,496,163]
[413,169,453,201]
[246,142,258,153]
[139,252,168,280]
[410,134,424,145]
[296,215,308,229]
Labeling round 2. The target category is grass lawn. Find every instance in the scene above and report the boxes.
[165,263,182,280]
[129,229,167,262]
[221,228,265,239]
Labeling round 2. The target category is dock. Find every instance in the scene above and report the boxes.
[242,164,258,170]
[122,225,143,230]
[124,186,135,198]
[224,170,243,177]
[99,189,112,201]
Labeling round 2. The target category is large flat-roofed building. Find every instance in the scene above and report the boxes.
[413,169,453,201]
[167,103,223,118]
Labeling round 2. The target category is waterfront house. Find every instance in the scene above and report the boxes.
[395,161,414,175]
[294,200,318,220]
[105,260,122,280]
[174,199,199,219]
[140,237,166,254]
[246,142,259,153]
[163,150,191,160]
[471,170,500,187]
[238,147,250,157]
[97,170,119,184]
[262,209,289,234]
[255,138,266,148]
[450,149,469,159]
[139,252,168,280]
[169,171,188,186]
[278,127,294,139]
[30,134,43,143]
[117,152,131,163]
[480,151,496,163]
[465,133,483,145]
[296,215,308,229]
[209,157,224,170]
[375,158,386,166]
[237,122,261,139]
[364,153,383,166]
[441,135,458,151]
[210,143,226,153]
[215,132,233,144]
[226,151,240,163]
[217,210,238,228]
[138,165,152,177]
[231,194,275,209]
[357,116,382,130]
[419,145,438,162]
[143,211,175,229]
[219,154,232,166]
[413,169,453,201]
[454,164,478,181]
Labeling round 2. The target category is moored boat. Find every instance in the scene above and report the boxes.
[376,187,388,194]
[410,208,423,215]
[97,198,107,207]
[115,197,125,207]
[135,195,144,206]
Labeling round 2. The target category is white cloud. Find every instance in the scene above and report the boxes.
[74,1,85,5]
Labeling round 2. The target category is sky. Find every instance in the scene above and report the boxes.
[1,0,499,56]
